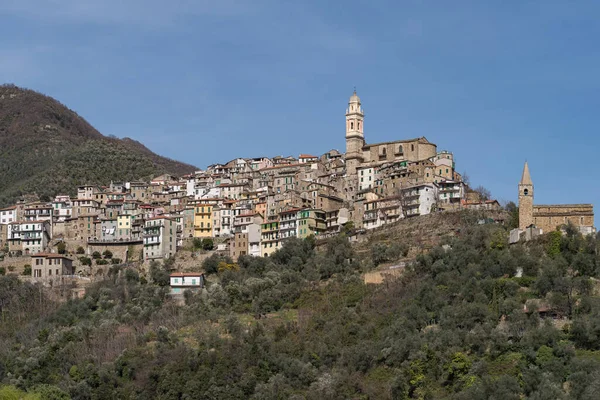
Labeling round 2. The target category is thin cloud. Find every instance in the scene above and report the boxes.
[0,0,257,28]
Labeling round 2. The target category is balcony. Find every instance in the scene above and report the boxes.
[144,222,165,228]
[439,186,460,193]
[143,230,161,238]
[88,237,143,245]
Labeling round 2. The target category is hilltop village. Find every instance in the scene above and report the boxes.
[0,92,594,283]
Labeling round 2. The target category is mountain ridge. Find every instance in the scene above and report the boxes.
[0,84,197,206]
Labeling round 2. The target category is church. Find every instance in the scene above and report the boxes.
[344,90,438,176]
[518,162,594,234]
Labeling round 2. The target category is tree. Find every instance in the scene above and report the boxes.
[22,265,31,276]
[102,250,113,259]
[473,185,492,201]
[505,201,519,229]
[56,241,66,254]
[462,171,471,187]
[202,253,233,274]
[192,238,203,249]
[149,261,170,286]
[76,246,85,254]
[202,238,214,251]
[92,251,101,260]
[79,257,92,266]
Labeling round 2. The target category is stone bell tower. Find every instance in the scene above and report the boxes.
[345,90,365,176]
[518,161,534,230]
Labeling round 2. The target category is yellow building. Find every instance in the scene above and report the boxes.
[194,203,213,238]
[261,218,280,257]
[117,214,134,240]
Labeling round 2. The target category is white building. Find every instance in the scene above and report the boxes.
[279,208,301,240]
[143,217,176,260]
[402,183,439,217]
[7,220,51,255]
[0,206,18,225]
[357,166,376,191]
[52,195,73,223]
[437,180,465,207]
[169,272,205,295]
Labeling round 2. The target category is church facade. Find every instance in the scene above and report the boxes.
[518,162,594,234]
[344,91,438,176]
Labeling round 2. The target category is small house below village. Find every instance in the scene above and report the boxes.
[169,272,205,295]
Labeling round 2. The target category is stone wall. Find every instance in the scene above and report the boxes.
[87,242,144,263]
[533,204,594,233]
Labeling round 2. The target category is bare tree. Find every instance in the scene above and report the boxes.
[462,171,471,187]
[473,185,492,201]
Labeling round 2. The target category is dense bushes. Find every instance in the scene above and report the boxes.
[2,227,600,398]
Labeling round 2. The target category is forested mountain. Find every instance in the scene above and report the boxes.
[0,84,196,206]
[1,213,600,399]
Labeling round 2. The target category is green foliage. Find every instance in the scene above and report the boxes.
[201,238,214,251]
[505,201,519,229]
[0,86,195,207]
[91,251,101,260]
[547,230,562,257]
[79,257,92,266]
[102,250,113,259]
[149,260,170,286]
[371,242,409,266]
[56,242,66,255]
[202,253,233,274]
[96,259,109,265]
[0,267,5,276]
[1,225,600,399]
[75,246,85,255]
[22,265,32,275]
[192,237,202,249]
[111,258,122,265]
[0,385,41,399]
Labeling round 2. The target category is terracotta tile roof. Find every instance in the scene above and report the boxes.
[31,253,73,259]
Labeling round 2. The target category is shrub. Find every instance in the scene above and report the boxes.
[102,250,113,259]
[8,265,15,272]
[22,265,32,275]
[96,259,109,265]
[92,251,101,260]
[76,246,85,254]
[56,241,66,254]
[192,238,203,249]
[0,267,5,276]
[149,261,170,286]
[202,238,214,251]
[111,258,122,265]
[79,257,92,266]
[202,253,233,274]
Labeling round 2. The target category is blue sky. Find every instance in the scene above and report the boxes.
[1,0,599,208]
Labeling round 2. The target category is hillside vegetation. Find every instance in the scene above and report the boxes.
[2,214,600,399]
[0,84,196,206]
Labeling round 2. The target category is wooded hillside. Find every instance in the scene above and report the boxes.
[0,84,196,206]
[1,215,600,399]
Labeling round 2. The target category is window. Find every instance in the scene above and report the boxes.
[350,121,354,129]
[523,189,529,196]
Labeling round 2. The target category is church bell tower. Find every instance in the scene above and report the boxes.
[518,161,534,230]
[345,90,365,176]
